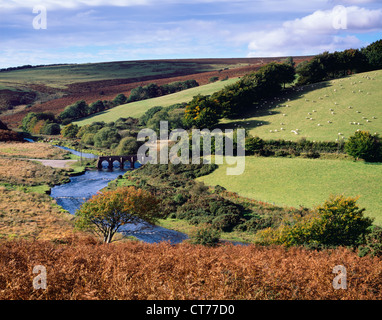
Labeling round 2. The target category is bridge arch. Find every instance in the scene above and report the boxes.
[97,155,140,171]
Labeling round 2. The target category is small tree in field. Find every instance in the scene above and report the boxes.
[75,186,161,243]
[345,130,382,162]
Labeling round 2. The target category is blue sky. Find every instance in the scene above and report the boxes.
[0,0,381,68]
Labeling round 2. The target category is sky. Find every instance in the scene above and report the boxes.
[0,0,381,68]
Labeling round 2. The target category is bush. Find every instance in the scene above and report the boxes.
[114,136,140,155]
[61,123,79,139]
[345,130,382,162]
[42,123,61,135]
[358,226,382,257]
[257,195,373,247]
[93,127,121,149]
[212,213,240,232]
[245,136,264,155]
[190,224,220,247]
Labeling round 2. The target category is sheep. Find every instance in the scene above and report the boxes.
[282,114,287,117]
[328,121,332,124]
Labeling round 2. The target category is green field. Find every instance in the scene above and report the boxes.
[220,70,382,142]
[197,156,382,225]
[0,60,246,89]
[74,78,239,126]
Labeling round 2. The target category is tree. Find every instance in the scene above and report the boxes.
[61,123,79,139]
[115,136,140,155]
[93,127,121,149]
[245,135,264,155]
[89,100,106,114]
[345,130,382,162]
[183,94,220,129]
[113,93,128,106]
[59,100,89,122]
[75,186,161,243]
[362,39,382,70]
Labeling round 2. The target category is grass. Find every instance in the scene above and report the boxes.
[0,60,245,89]
[197,156,382,225]
[159,218,256,244]
[73,78,239,126]
[0,142,70,159]
[220,70,382,142]
[0,187,76,241]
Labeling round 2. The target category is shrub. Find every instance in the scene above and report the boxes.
[61,123,79,139]
[245,136,264,155]
[345,130,382,162]
[42,123,61,135]
[93,127,121,149]
[113,94,128,106]
[257,195,373,247]
[209,76,219,83]
[190,224,220,247]
[358,226,382,257]
[114,136,140,155]
[212,213,241,232]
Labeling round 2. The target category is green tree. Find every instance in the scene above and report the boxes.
[245,135,264,155]
[183,94,220,129]
[59,100,89,122]
[345,130,382,162]
[75,186,161,243]
[61,123,80,138]
[89,100,106,114]
[115,136,140,155]
[113,94,128,106]
[93,127,121,149]
[362,39,382,70]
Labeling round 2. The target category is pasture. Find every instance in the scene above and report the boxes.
[0,59,248,89]
[74,78,239,126]
[220,70,382,142]
[197,156,382,225]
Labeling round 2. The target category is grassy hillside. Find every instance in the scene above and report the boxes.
[220,69,382,142]
[197,156,382,225]
[0,59,250,89]
[74,78,239,126]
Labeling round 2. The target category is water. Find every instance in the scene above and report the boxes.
[54,145,98,159]
[50,146,188,244]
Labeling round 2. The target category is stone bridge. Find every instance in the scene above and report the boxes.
[96,155,141,170]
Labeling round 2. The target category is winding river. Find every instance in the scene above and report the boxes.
[50,146,188,244]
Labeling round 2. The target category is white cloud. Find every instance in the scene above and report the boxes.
[0,0,149,10]
[247,5,382,57]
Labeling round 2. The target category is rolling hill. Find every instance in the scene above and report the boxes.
[220,69,382,142]
[0,56,312,129]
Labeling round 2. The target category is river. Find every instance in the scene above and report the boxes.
[49,146,188,244]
